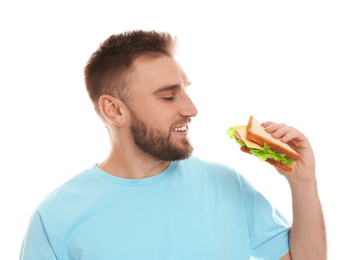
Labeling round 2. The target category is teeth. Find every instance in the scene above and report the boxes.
[173,126,187,131]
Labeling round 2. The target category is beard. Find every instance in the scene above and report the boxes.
[129,109,193,161]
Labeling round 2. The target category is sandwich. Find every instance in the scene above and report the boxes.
[227,115,300,172]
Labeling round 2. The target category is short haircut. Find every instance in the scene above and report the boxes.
[84,30,178,117]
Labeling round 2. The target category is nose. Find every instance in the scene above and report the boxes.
[179,94,198,118]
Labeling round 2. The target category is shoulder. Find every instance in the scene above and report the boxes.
[35,165,101,215]
[178,156,244,185]
[179,156,235,172]
[179,156,259,192]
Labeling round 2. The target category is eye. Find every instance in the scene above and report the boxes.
[162,96,175,101]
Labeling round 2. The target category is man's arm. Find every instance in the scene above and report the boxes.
[262,121,327,260]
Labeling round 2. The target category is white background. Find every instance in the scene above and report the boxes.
[1,0,357,259]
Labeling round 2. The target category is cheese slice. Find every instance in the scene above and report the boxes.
[234,125,262,150]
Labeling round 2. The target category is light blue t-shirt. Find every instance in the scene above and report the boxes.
[20,157,290,260]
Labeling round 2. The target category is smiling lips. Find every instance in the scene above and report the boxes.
[173,125,188,132]
[172,124,189,137]
[172,118,191,136]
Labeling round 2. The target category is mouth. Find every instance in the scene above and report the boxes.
[171,118,192,136]
[172,125,188,132]
[171,123,189,137]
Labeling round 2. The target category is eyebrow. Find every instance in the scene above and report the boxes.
[153,82,191,95]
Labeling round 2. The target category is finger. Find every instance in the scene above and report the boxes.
[271,126,295,139]
[281,129,305,143]
[273,127,304,144]
[261,121,274,127]
[264,122,287,133]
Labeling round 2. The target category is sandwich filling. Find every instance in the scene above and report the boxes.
[227,127,295,166]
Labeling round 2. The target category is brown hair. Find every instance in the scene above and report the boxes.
[84,30,178,117]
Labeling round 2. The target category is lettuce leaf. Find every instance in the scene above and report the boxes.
[227,127,295,166]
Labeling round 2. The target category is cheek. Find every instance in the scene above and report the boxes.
[149,103,175,117]
[132,95,178,127]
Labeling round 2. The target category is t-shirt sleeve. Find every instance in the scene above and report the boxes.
[19,210,57,260]
[238,173,291,260]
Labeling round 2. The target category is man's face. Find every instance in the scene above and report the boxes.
[127,55,198,161]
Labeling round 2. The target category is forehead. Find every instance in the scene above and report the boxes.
[129,55,189,93]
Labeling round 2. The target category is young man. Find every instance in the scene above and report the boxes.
[20,30,327,260]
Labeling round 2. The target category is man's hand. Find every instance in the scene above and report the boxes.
[261,120,327,260]
[261,121,316,182]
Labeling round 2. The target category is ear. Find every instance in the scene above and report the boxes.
[99,94,128,127]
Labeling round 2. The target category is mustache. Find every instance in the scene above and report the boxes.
[172,117,192,127]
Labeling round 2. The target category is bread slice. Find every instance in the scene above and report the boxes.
[246,116,300,161]
[240,146,294,172]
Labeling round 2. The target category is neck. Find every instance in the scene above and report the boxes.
[97,139,170,179]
